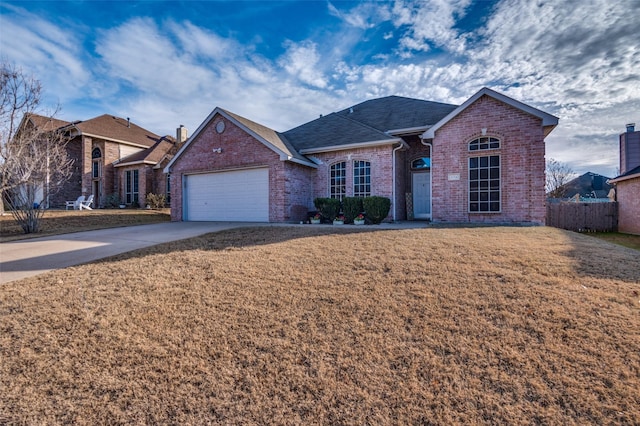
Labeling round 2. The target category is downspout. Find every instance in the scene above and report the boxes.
[420,136,433,221]
[392,141,407,221]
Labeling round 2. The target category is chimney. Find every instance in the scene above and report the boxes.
[177,125,188,143]
[620,121,640,174]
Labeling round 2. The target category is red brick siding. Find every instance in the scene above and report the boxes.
[432,95,546,224]
[168,115,295,222]
[118,164,153,207]
[617,177,640,235]
[311,145,395,221]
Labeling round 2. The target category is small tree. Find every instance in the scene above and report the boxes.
[0,62,73,233]
[546,158,574,198]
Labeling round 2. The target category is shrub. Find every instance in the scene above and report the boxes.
[363,196,391,224]
[146,193,166,209]
[104,193,122,209]
[342,197,363,224]
[314,198,340,222]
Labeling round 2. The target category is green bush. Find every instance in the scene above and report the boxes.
[104,193,122,208]
[146,193,166,209]
[342,197,363,223]
[314,197,341,221]
[363,196,391,224]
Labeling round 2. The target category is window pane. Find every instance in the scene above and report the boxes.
[330,162,346,200]
[469,155,500,213]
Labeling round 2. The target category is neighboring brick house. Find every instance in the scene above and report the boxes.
[164,87,559,224]
[22,114,181,208]
[609,123,640,235]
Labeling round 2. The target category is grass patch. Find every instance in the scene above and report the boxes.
[0,209,170,242]
[1,226,639,424]
[586,231,640,251]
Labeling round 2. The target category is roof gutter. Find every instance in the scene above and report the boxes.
[299,138,401,154]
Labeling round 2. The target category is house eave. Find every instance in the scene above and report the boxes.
[608,172,640,184]
[279,154,318,168]
[114,160,157,168]
[299,138,402,154]
[386,125,430,136]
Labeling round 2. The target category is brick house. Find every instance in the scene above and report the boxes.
[22,114,182,208]
[609,123,640,235]
[164,87,558,224]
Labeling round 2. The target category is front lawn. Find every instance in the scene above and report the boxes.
[1,226,638,424]
[0,209,170,242]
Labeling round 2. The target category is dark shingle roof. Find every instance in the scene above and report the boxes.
[558,172,613,198]
[283,113,397,152]
[282,95,458,152]
[334,96,458,132]
[71,114,161,148]
[27,114,71,131]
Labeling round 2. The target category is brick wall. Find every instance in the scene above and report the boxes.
[617,177,640,235]
[50,137,83,208]
[431,95,546,224]
[168,114,297,222]
[311,145,395,220]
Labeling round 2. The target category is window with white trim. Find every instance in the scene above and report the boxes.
[469,155,500,212]
[330,162,346,200]
[353,160,371,197]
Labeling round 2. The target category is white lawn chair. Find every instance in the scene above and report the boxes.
[66,195,85,210]
[79,194,94,210]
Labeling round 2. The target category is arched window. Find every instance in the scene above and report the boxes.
[411,157,431,170]
[468,137,501,213]
[92,148,102,178]
[468,137,500,151]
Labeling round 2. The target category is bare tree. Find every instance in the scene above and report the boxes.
[545,158,574,199]
[0,62,73,233]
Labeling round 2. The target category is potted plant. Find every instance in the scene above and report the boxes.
[333,214,345,225]
[354,213,365,225]
[311,213,321,224]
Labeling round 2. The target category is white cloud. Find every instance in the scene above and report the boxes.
[391,0,472,55]
[2,0,638,178]
[278,40,329,89]
[0,4,90,103]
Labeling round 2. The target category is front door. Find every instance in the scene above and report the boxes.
[412,172,431,219]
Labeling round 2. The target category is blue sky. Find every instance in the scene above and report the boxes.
[1,0,639,178]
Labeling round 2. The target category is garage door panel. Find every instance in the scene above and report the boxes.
[185,168,269,222]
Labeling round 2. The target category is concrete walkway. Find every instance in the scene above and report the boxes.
[0,222,250,284]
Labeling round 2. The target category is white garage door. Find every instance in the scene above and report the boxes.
[185,168,269,221]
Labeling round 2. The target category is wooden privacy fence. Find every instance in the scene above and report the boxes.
[546,202,618,232]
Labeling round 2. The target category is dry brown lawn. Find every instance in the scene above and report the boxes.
[0,209,170,242]
[1,226,639,424]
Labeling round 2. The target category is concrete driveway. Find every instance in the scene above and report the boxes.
[0,222,251,284]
